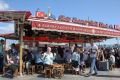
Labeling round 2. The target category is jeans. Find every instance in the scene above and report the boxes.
[72,60,79,68]
[9,64,19,75]
[36,62,43,66]
[89,57,97,74]
[25,62,31,70]
[0,56,3,71]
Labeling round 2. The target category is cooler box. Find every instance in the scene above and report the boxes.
[98,61,109,71]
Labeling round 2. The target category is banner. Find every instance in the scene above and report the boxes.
[31,21,120,37]
[23,36,84,43]
[32,21,93,34]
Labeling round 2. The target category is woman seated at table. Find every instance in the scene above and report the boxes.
[3,46,19,78]
[43,47,55,68]
[23,49,33,74]
[71,46,80,72]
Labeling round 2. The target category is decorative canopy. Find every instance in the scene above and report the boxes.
[0,10,119,43]
[0,11,31,22]
[28,17,120,38]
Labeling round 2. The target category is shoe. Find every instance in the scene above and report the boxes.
[82,71,85,73]
[92,73,98,75]
[85,73,91,77]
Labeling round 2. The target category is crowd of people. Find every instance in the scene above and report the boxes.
[0,39,120,78]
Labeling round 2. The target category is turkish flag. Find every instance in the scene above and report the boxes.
[36,11,44,18]
[114,25,119,30]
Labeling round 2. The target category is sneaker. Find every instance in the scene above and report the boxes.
[85,73,91,77]
[92,73,98,75]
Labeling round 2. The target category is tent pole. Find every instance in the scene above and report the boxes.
[19,24,23,76]
[4,38,6,51]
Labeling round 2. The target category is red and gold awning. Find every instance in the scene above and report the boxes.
[28,18,120,38]
[23,36,103,43]
[0,11,31,22]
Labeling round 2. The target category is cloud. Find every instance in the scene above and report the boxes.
[0,1,9,10]
[0,23,14,34]
[0,1,14,34]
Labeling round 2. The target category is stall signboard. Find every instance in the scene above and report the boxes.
[36,11,45,18]
[31,21,120,37]
[32,21,93,34]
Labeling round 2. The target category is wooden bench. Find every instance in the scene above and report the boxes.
[44,64,64,78]
[44,66,52,78]
[72,67,80,75]
[28,65,35,75]
[52,64,64,78]
[64,63,72,71]
[3,64,19,77]
[22,63,35,75]
[36,65,44,73]
[3,64,10,75]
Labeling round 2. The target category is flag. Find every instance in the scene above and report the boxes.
[47,8,51,17]
[36,11,44,18]
[48,14,56,20]
[47,8,56,20]
[114,25,119,30]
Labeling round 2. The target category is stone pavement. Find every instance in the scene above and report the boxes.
[0,68,120,80]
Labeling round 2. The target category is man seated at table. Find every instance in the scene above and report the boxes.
[43,47,55,68]
[34,49,44,72]
[63,49,72,63]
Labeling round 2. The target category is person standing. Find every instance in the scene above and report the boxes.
[0,39,5,72]
[109,53,115,70]
[87,41,98,76]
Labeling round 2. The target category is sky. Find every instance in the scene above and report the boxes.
[0,0,120,45]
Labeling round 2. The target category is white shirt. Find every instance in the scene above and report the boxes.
[83,53,88,61]
[89,44,98,57]
[43,52,54,65]
[110,55,115,63]
[71,52,80,65]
